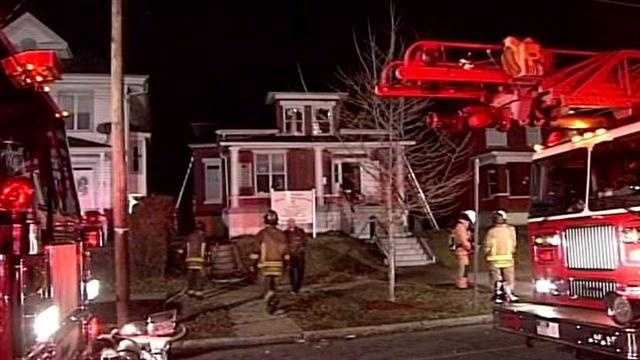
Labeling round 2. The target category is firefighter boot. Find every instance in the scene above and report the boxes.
[492,280,506,304]
[505,286,519,303]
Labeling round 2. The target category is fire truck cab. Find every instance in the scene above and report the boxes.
[0,33,99,359]
[494,122,640,359]
[374,34,640,358]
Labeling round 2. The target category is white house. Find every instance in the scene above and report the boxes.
[3,13,151,215]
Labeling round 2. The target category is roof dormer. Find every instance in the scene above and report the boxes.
[266,92,347,136]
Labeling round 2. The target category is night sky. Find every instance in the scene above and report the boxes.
[4,0,640,193]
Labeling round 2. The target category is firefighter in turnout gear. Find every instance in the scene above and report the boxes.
[451,210,476,289]
[285,218,309,294]
[251,210,289,313]
[186,221,207,296]
[484,209,518,303]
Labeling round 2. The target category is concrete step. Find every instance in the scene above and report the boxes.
[395,248,425,256]
[379,243,422,250]
[380,237,422,246]
[396,259,429,267]
[395,253,428,262]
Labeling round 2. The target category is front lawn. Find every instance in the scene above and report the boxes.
[285,282,492,331]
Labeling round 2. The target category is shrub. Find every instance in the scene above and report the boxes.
[129,195,175,280]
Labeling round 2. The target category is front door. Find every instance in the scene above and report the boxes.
[73,167,96,213]
[333,161,361,195]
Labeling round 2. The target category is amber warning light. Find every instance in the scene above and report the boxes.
[0,177,35,212]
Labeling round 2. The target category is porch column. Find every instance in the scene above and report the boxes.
[395,146,406,201]
[229,146,240,208]
[314,147,325,205]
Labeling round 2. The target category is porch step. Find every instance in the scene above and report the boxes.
[396,259,430,267]
[377,234,436,267]
[395,253,428,262]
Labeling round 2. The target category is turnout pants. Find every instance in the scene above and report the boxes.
[289,252,305,293]
[489,264,515,291]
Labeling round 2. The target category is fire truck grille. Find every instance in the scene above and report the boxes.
[564,225,619,270]
[569,279,617,299]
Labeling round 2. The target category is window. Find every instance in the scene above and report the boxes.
[283,106,304,135]
[255,153,286,193]
[486,128,507,147]
[312,106,333,135]
[526,127,542,146]
[509,163,531,196]
[19,38,37,51]
[590,132,640,211]
[58,91,93,131]
[131,146,140,173]
[530,148,588,217]
[203,158,223,204]
[486,168,501,197]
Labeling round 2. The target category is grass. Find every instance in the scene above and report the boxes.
[286,282,493,331]
[183,309,235,339]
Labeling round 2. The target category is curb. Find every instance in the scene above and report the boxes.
[170,314,492,356]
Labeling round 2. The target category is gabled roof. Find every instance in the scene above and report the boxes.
[3,12,72,59]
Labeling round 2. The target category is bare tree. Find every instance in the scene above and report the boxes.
[337,4,472,225]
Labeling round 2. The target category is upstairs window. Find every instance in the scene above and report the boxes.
[312,106,333,135]
[486,128,507,147]
[526,127,542,147]
[58,91,94,131]
[283,106,304,135]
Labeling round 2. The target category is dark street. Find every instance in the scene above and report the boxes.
[181,324,579,360]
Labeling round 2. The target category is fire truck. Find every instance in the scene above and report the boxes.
[0,31,100,359]
[378,37,640,358]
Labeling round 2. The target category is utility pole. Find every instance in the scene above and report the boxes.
[111,0,129,326]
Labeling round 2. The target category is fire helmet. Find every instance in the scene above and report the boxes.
[461,210,476,225]
[493,209,507,222]
[264,209,279,226]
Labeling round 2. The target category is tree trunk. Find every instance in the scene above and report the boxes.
[386,135,396,302]
[111,0,129,326]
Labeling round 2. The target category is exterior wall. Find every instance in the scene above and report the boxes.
[69,150,112,214]
[192,147,225,216]
[49,74,150,214]
[287,149,314,190]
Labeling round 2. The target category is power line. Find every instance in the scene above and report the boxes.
[593,0,640,8]
[0,0,30,28]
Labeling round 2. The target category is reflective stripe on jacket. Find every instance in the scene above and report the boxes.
[484,224,517,268]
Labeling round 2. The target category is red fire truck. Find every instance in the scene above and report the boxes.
[378,37,640,358]
[0,31,100,359]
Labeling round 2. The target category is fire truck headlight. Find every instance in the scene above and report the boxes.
[621,228,640,244]
[547,235,561,246]
[534,234,561,246]
[85,279,101,301]
[535,279,557,294]
[34,305,60,342]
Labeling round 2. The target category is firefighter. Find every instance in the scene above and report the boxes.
[251,210,289,313]
[186,221,207,296]
[284,218,309,294]
[484,209,518,303]
[450,210,476,289]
